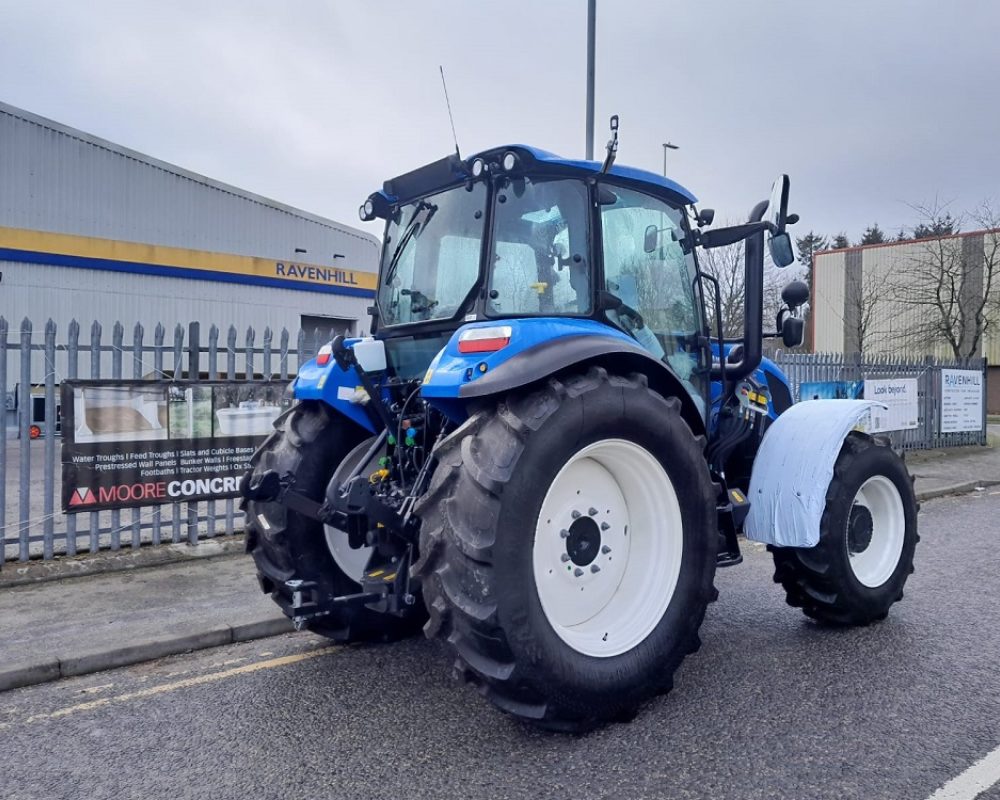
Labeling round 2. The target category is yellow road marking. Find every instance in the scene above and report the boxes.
[2,646,338,730]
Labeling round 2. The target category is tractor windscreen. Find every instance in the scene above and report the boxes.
[377,182,487,326]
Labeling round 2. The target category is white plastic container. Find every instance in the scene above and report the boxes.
[353,337,387,373]
[215,401,281,435]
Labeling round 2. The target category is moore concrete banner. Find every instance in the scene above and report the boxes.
[61,380,290,512]
[940,369,984,433]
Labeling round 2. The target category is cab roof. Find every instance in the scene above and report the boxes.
[379,144,697,206]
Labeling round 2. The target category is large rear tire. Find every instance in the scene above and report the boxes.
[245,401,425,642]
[413,368,717,731]
[771,432,919,626]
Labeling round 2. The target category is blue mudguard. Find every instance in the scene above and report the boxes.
[291,339,379,433]
[419,317,705,423]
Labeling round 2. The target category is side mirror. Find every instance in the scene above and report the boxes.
[696,208,715,227]
[643,224,658,253]
[781,316,805,348]
[781,280,810,309]
[769,232,795,268]
[766,175,790,233]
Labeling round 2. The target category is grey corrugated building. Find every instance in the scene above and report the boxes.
[0,101,380,338]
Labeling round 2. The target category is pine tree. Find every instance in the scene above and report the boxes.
[795,231,828,280]
[832,233,850,249]
[860,223,886,245]
[912,213,958,240]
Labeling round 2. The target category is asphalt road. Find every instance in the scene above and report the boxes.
[3,491,1000,800]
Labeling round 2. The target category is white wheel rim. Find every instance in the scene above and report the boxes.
[532,438,683,658]
[847,475,905,588]
[323,437,377,584]
[324,523,372,583]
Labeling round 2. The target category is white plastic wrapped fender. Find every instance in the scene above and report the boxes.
[744,399,887,548]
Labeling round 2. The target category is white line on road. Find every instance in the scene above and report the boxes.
[928,744,1000,800]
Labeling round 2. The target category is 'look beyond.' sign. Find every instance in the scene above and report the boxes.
[940,369,984,433]
[863,378,919,433]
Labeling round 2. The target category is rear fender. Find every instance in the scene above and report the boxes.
[420,318,706,435]
[744,399,886,547]
[292,340,378,434]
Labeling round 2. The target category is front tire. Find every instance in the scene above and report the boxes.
[413,368,717,731]
[771,432,919,626]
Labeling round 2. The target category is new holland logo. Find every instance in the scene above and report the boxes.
[69,487,96,507]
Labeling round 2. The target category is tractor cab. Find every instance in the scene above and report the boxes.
[359,145,713,418]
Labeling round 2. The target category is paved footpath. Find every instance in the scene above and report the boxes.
[1,437,999,695]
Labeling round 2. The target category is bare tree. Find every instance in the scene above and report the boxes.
[698,238,746,337]
[847,268,882,354]
[698,234,795,341]
[892,201,1000,359]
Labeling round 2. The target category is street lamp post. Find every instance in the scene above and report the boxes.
[662,142,678,176]
[585,0,596,160]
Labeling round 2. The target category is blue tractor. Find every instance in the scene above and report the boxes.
[242,123,918,731]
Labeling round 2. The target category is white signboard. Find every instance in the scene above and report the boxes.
[940,369,984,433]
[863,378,919,432]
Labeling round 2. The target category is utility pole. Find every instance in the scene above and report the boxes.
[662,142,678,176]
[585,0,596,160]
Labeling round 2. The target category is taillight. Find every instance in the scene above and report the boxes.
[316,343,333,366]
[457,326,512,354]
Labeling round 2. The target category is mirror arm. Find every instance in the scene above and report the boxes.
[720,199,768,384]
[698,221,767,249]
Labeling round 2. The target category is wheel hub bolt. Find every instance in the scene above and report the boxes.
[560,553,570,562]
[559,529,570,539]
[601,545,611,554]
[590,564,601,573]
[571,510,582,519]
[600,522,610,531]
[588,507,598,516]
[574,567,584,577]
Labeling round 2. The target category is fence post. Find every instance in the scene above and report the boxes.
[43,320,56,559]
[65,320,79,557]
[152,323,165,546]
[171,324,184,544]
[109,322,124,551]
[225,326,237,537]
[88,321,101,554]
[0,317,6,567]
[186,322,201,545]
[280,328,290,381]
[982,357,989,447]
[263,327,273,381]
[18,318,32,562]
[207,325,219,538]
[131,323,144,549]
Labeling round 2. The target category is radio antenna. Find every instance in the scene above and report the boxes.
[439,65,461,159]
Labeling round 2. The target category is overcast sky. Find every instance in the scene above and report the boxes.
[2,0,998,246]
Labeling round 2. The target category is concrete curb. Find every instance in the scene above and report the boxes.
[916,479,1000,502]
[0,615,294,693]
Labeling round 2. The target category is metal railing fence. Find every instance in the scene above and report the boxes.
[1,321,990,566]
[0,318,341,566]
[771,351,988,451]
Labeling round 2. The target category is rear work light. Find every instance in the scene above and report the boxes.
[316,343,333,366]
[457,326,512,354]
